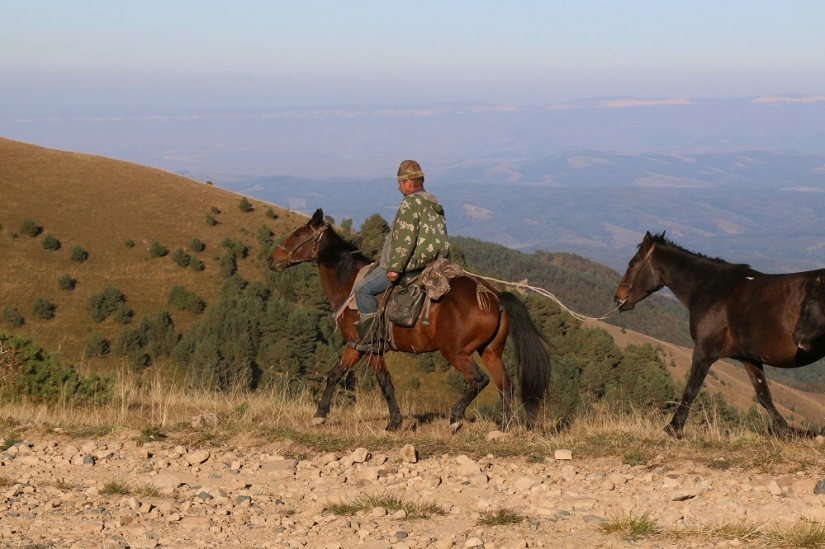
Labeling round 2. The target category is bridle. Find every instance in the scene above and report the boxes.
[272,224,329,269]
[616,243,658,307]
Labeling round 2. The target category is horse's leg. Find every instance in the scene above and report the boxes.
[741,360,790,436]
[479,345,513,431]
[314,346,362,425]
[364,354,403,431]
[666,348,716,438]
[442,348,490,432]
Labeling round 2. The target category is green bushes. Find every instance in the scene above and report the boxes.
[124,238,135,248]
[31,297,55,320]
[85,332,110,358]
[87,284,133,324]
[168,285,205,314]
[42,234,60,250]
[238,197,253,213]
[148,240,168,258]
[70,245,88,263]
[189,255,205,272]
[115,309,179,371]
[58,274,76,291]
[189,238,205,252]
[2,306,24,328]
[19,219,42,237]
[206,214,217,226]
[0,331,114,404]
[170,247,190,267]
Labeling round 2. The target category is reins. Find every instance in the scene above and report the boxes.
[468,272,621,322]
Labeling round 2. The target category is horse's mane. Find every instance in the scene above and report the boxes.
[317,227,371,285]
[647,232,752,269]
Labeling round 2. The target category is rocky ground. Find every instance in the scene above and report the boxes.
[1,429,824,549]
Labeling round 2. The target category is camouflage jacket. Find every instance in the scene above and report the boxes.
[379,190,451,273]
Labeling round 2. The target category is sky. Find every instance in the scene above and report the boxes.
[2,0,825,115]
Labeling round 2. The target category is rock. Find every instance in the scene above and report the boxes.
[768,480,782,496]
[814,480,825,495]
[179,517,212,530]
[486,431,511,441]
[554,449,573,460]
[190,413,218,429]
[671,487,704,501]
[185,449,210,465]
[464,538,484,548]
[348,447,370,464]
[371,506,387,517]
[319,452,339,465]
[400,444,418,463]
[263,459,298,476]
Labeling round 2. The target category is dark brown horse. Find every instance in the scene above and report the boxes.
[614,231,825,438]
[269,209,551,431]
[793,273,825,352]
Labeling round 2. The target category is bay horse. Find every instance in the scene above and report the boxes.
[793,273,825,352]
[614,231,825,438]
[268,209,551,432]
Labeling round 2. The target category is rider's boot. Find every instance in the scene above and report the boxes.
[353,312,385,354]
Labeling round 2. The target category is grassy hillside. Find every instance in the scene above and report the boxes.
[0,136,303,370]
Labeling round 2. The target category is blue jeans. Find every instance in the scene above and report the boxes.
[354,266,391,314]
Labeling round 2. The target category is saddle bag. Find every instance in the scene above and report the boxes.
[386,282,426,328]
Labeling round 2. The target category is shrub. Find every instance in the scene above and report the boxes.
[188,238,205,252]
[69,245,88,263]
[124,238,135,248]
[41,234,61,250]
[148,240,168,257]
[168,285,206,314]
[57,274,76,291]
[221,238,248,259]
[265,208,278,219]
[85,332,109,358]
[19,219,42,237]
[211,206,220,214]
[1,331,115,404]
[31,297,55,320]
[219,251,237,278]
[113,302,133,324]
[2,306,24,328]
[115,310,179,371]
[170,247,190,268]
[238,197,253,213]
[205,214,217,226]
[87,284,131,323]
[189,255,205,272]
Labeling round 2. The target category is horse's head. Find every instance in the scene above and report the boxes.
[268,208,329,272]
[793,275,825,351]
[614,231,664,311]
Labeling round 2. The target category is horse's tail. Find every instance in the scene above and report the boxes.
[499,292,551,419]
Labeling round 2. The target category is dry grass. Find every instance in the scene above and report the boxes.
[600,510,660,539]
[327,491,447,519]
[0,369,823,475]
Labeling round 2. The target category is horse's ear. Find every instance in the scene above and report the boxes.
[642,231,653,248]
[310,208,324,227]
[661,230,666,239]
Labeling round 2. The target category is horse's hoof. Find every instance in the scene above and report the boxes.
[311,417,326,426]
[449,421,463,434]
[664,424,683,439]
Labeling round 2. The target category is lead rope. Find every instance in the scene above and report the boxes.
[468,272,621,322]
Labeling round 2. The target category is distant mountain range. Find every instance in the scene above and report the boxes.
[3,96,825,271]
[220,149,825,273]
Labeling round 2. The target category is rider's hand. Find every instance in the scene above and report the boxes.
[387,271,400,282]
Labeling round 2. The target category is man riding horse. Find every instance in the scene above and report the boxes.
[352,160,452,352]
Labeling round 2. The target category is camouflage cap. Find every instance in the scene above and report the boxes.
[397,160,424,182]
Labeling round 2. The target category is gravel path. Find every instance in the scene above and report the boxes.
[1,431,823,548]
